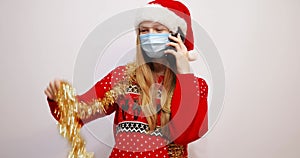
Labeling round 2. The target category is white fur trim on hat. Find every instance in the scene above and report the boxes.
[135,4,187,35]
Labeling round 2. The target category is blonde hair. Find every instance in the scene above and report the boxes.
[129,36,176,133]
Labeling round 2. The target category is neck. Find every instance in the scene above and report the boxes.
[152,61,166,77]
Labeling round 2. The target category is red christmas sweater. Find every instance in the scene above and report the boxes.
[48,65,208,158]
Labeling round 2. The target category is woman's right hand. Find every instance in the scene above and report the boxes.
[44,79,62,101]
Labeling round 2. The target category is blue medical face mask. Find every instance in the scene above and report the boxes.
[139,33,170,58]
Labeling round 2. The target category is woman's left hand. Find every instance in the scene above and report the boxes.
[164,34,195,74]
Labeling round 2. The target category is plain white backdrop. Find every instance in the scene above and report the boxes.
[0,0,299,157]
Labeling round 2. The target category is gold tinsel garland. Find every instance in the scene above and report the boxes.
[55,81,127,158]
[54,64,185,158]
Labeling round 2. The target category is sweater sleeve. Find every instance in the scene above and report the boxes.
[47,66,127,126]
[169,73,208,145]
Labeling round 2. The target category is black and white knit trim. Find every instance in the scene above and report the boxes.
[116,121,163,137]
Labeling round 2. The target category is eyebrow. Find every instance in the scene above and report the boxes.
[139,25,167,29]
[139,26,150,29]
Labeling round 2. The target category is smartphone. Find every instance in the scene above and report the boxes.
[166,27,186,51]
[172,27,185,42]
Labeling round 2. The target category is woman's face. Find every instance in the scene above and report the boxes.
[139,21,170,35]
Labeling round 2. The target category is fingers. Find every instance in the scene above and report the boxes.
[44,88,53,100]
[167,35,180,50]
[44,79,62,101]
[164,48,191,74]
[168,34,180,42]
[165,34,192,74]
[50,80,57,95]
[164,49,177,57]
[54,80,61,92]
[166,42,181,51]
[176,34,187,50]
[168,34,182,43]
[168,34,186,50]
[167,34,188,53]
[45,85,56,100]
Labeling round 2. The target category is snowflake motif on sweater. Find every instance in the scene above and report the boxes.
[48,65,208,158]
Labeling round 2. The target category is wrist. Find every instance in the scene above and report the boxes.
[177,66,191,74]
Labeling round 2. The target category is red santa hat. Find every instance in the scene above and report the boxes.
[135,0,194,51]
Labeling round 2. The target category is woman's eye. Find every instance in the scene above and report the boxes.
[140,29,148,33]
[156,28,167,33]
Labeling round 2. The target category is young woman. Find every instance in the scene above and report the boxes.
[45,1,208,157]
